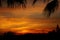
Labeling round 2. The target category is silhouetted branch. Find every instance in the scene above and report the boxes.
[43,0,59,17]
[32,0,37,6]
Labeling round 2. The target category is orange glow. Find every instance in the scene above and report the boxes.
[0,18,60,34]
[0,0,60,34]
[12,29,53,35]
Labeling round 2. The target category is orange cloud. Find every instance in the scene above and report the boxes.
[0,17,59,34]
[0,0,60,34]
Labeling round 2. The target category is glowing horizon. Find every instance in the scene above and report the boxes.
[0,0,60,34]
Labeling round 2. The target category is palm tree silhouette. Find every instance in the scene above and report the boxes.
[7,0,27,8]
[32,0,48,6]
[42,0,50,3]
[7,0,14,8]
[43,0,59,17]
[15,0,27,8]
[0,0,2,7]
[42,0,46,3]
[32,0,37,6]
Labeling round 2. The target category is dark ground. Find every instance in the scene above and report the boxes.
[0,25,60,40]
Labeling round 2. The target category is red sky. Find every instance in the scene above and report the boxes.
[0,0,60,34]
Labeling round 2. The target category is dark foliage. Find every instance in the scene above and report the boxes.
[7,0,27,8]
[43,0,59,17]
[0,0,2,7]
[7,0,14,8]
[32,0,48,6]
[42,0,46,3]
[32,0,37,6]
[15,0,27,8]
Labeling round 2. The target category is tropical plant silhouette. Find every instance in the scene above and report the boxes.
[32,0,48,6]
[15,0,27,8]
[0,0,2,7]
[32,0,37,6]
[7,0,27,8]
[7,0,14,8]
[43,0,59,17]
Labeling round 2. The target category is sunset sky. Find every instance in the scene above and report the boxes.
[0,0,60,34]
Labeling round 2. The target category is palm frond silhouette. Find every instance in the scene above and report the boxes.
[7,0,14,8]
[32,0,37,6]
[15,0,27,8]
[7,0,27,8]
[43,0,59,17]
[0,0,2,7]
